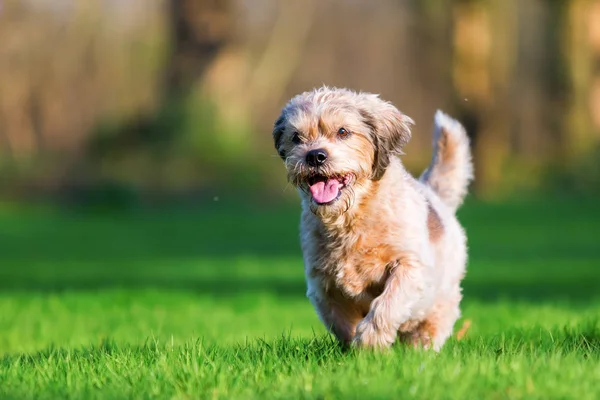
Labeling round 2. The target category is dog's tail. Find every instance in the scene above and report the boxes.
[420,110,474,212]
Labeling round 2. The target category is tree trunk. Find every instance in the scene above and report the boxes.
[562,0,600,164]
[451,0,518,197]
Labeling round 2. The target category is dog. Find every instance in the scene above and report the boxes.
[272,87,473,350]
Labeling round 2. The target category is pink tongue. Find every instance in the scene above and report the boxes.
[309,179,342,204]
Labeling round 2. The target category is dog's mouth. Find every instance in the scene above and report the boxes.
[306,173,354,205]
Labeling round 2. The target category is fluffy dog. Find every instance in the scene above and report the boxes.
[272,87,473,350]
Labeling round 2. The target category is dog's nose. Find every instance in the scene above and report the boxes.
[306,149,328,167]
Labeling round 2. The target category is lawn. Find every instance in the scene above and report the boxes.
[0,196,599,399]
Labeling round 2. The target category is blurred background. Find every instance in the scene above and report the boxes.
[1,1,600,366]
[1,0,600,208]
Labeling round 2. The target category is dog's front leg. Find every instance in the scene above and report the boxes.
[306,270,364,346]
[308,290,363,346]
[353,255,425,349]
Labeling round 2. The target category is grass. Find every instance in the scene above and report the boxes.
[0,196,599,399]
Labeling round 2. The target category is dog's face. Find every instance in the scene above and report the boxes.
[273,87,414,217]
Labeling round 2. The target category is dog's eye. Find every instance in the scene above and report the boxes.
[337,127,350,138]
[292,132,302,144]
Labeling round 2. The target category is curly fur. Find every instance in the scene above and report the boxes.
[273,86,473,350]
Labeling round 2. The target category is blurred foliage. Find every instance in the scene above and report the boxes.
[544,143,600,196]
[1,0,600,205]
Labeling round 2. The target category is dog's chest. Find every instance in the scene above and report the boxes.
[304,226,396,298]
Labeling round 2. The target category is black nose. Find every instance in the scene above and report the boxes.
[306,149,328,167]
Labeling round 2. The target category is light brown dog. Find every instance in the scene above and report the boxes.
[273,87,473,350]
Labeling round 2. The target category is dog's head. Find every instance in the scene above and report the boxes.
[273,87,413,217]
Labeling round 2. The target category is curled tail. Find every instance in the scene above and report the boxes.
[420,110,474,212]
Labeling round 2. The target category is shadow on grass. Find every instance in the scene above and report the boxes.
[462,279,600,304]
[1,272,598,304]
[0,197,598,303]
[0,202,304,261]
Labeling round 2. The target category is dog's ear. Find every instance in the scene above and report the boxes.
[359,96,413,180]
[273,114,287,160]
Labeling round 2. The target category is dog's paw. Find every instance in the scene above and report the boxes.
[352,318,395,350]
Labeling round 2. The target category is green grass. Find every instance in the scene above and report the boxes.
[0,197,599,399]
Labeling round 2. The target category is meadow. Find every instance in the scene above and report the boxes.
[0,196,598,399]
